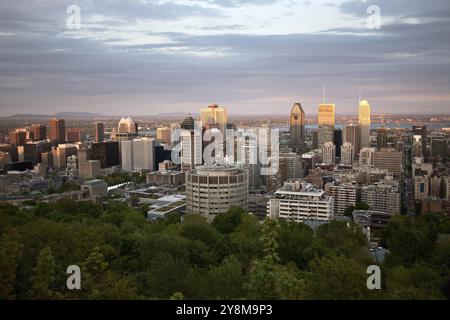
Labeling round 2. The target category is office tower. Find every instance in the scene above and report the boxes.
[430,134,447,159]
[66,128,83,143]
[317,103,335,149]
[322,141,336,165]
[414,175,429,201]
[412,135,423,159]
[52,144,77,169]
[359,147,375,167]
[156,127,172,145]
[326,182,357,215]
[341,142,354,166]
[289,103,305,152]
[377,126,389,149]
[80,160,101,179]
[185,165,248,221]
[267,180,334,222]
[41,152,53,168]
[360,182,401,214]
[200,104,228,134]
[279,152,304,182]
[95,122,105,143]
[121,138,155,171]
[9,130,27,146]
[91,142,120,168]
[373,148,403,177]
[343,124,360,155]
[0,145,19,162]
[358,100,371,148]
[311,129,319,149]
[412,125,427,158]
[333,129,342,158]
[31,124,47,141]
[118,116,138,134]
[49,118,66,145]
[0,152,11,169]
[18,144,38,165]
[180,116,202,172]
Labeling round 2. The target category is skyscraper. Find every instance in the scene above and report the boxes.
[31,124,47,141]
[156,127,172,145]
[333,129,343,158]
[359,100,371,148]
[377,126,389,149]
[343,124,360,155]
[318,103,335,149]
[341,142,354,166]
[49,118,66,145]
[412,125,427,159]
[180,115,202,172]
[95,122,105,143]
[200,104,227,134]
[289,103,305,153]
[322,141,336,165]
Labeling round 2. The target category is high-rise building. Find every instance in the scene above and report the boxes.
[289,103,305,152]
[412,135,423,159]
[90,142,120,169]
[414,175,429,201]
[326,182,357,215]
[66,128,83,143]
[360,181,401,214]
[80,160,101,179]
[359,147,375,167]
[185,164,248,221]
[95,122,105,143]
[359,100,371,148]
[333,129,343,158]
[18,144,38,165]
[118,117,138,134]
[180,116,203,172]
[9,130,27,146]
[49,118,66,145]
[343,124,360,155]
[31,124,47,141]
[121,138,155,171]
[341,142,354,166]
[318,103,335,149]
[373,148,403,177]
[322,141,336,165]
[413,125,427,158]
[156,127,172,145]
[267,180,334,222]
[377,126,389,149]
[200,104,228,134]
[52,144,77,169]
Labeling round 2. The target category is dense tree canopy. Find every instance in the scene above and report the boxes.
[0,200,448,300]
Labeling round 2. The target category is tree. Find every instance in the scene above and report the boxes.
[0,234,23,299]
[27,247,60,299]
[212,207,246,234]
[304,255,373,300]
[246,219,305,299]
[207,255,246,299]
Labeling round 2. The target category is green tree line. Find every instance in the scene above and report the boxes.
[0,200,448,300]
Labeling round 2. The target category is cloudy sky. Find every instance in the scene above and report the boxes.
[0,0,449,116]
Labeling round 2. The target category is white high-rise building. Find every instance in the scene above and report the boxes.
[322,141,336,165]
[359,147,375,167]
[341,142,354,166]
[359,100,371,148]
[180,128,203,172]
[267,180,334,222]
[121,138,155,171]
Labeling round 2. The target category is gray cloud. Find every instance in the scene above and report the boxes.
[0,0,449,115]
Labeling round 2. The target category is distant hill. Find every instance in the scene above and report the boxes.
[1,112,113,120]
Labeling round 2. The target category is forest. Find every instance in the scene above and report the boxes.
[0,199,449,300]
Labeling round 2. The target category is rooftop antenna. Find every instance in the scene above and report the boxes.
[322,85,326,104]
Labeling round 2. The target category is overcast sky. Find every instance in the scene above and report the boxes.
[0,0,449,116]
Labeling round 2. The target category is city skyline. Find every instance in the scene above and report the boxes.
[1,0,450,116]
